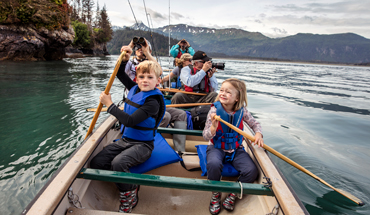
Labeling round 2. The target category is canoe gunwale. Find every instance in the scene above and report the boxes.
[22,115,118,215]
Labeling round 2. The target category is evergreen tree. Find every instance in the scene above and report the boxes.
[96,4,112,43]
[76,0,81,21]
[83,0,94,27]
[71,0,80,21]
[94,1,101,28]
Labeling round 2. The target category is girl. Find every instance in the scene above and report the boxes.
[161,53,193,88]
[202,78,264,215]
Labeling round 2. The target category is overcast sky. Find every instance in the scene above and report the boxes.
[97,0,370,39]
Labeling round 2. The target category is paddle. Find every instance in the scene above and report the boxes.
[84,51,126,139]
[214,115,364,206]
[86,103,211,112]
[158,88,207,96]
[166,103,212,108]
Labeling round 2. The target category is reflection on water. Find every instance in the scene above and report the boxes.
[0,56,369,215]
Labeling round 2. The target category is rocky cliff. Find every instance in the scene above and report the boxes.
[0,24,75,61]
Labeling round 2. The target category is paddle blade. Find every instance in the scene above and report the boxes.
[336,188,364,206]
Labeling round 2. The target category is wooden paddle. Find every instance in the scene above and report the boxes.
[214,115,364,206]
[158,88,207,96]
[84,51,126,139]
[166,103,212,108]
[86,103,211,112]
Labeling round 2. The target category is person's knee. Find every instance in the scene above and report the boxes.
[207,157,223,170]
[241,164,259,181]
[171,93,185,104]
[178,111,187,122]
[159,111,171,127]
[111,156,130,172]
[90,157,98,169]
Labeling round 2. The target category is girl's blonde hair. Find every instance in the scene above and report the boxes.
[215,78,248,111]
[136,61,162,78]
[175,53,192,67]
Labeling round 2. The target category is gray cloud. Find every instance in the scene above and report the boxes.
[266,15,370,26]
[171,12,185,19]
[254,19,263,24]
[272,27,287,34]
[145,8,166,20]
[270,1,370,15]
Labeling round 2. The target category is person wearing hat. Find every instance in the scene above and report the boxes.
[120,37,156,81]
[171,50,218,104]
[170,39,195,64]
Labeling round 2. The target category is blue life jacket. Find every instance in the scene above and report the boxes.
[211,101,244,150]
[122,85,166,141]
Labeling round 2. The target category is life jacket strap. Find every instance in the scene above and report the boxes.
[124,98,142,108]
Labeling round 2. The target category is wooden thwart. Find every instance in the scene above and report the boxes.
[158,88,207,96]
[87,103,210,112]
[77,168,274,196]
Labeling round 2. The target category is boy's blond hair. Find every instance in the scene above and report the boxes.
[215,78,248,111]
[136,61,162,78]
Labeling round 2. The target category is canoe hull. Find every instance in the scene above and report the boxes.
[23,113,308,215]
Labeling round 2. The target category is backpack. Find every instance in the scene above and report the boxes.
[190,105,211,130]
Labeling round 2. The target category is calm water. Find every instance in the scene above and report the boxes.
[0,56,369,215]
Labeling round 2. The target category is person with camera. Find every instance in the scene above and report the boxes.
[170,39,195,65]
[171,51,218,104]
[120,37,158,81]
[161,53,193,89]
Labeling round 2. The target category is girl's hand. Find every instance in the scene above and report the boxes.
[210,113,219,135]
[253,132,264,148]
[99,91,113,108]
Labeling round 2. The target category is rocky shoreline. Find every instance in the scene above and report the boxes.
[0,24,109,61]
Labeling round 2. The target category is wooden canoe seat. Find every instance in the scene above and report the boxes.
[66,207,143,215]
[77,168,273,196]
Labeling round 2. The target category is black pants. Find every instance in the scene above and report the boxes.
[90,138,153,192]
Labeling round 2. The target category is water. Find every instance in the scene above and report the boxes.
[1,56,369,214]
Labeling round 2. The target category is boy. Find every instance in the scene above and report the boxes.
[90,55,166,213]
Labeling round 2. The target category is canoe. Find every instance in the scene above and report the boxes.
[22,105,309,215]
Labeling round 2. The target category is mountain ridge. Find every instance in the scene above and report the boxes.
[110,23,370,64]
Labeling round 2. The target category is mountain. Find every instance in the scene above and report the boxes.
[109,23,370,64]
[107,28,178,56]
[153,24,370,64]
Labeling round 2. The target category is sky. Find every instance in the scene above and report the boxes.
[95,0,370,39]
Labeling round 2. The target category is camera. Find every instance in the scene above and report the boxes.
[133,37,146,49]
[212,62,225,70]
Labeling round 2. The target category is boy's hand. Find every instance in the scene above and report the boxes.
[253,132,264,148]
[99,91,113,108]
[120,46,133,61]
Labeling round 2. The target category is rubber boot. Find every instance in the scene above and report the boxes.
[173,121,187,152]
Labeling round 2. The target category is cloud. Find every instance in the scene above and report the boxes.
[171,12,184,19]
[272,27,287,34]
[145,8,166,20]
[266,15,370,27]
[107,11,135,23]
[269,1,370,15]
